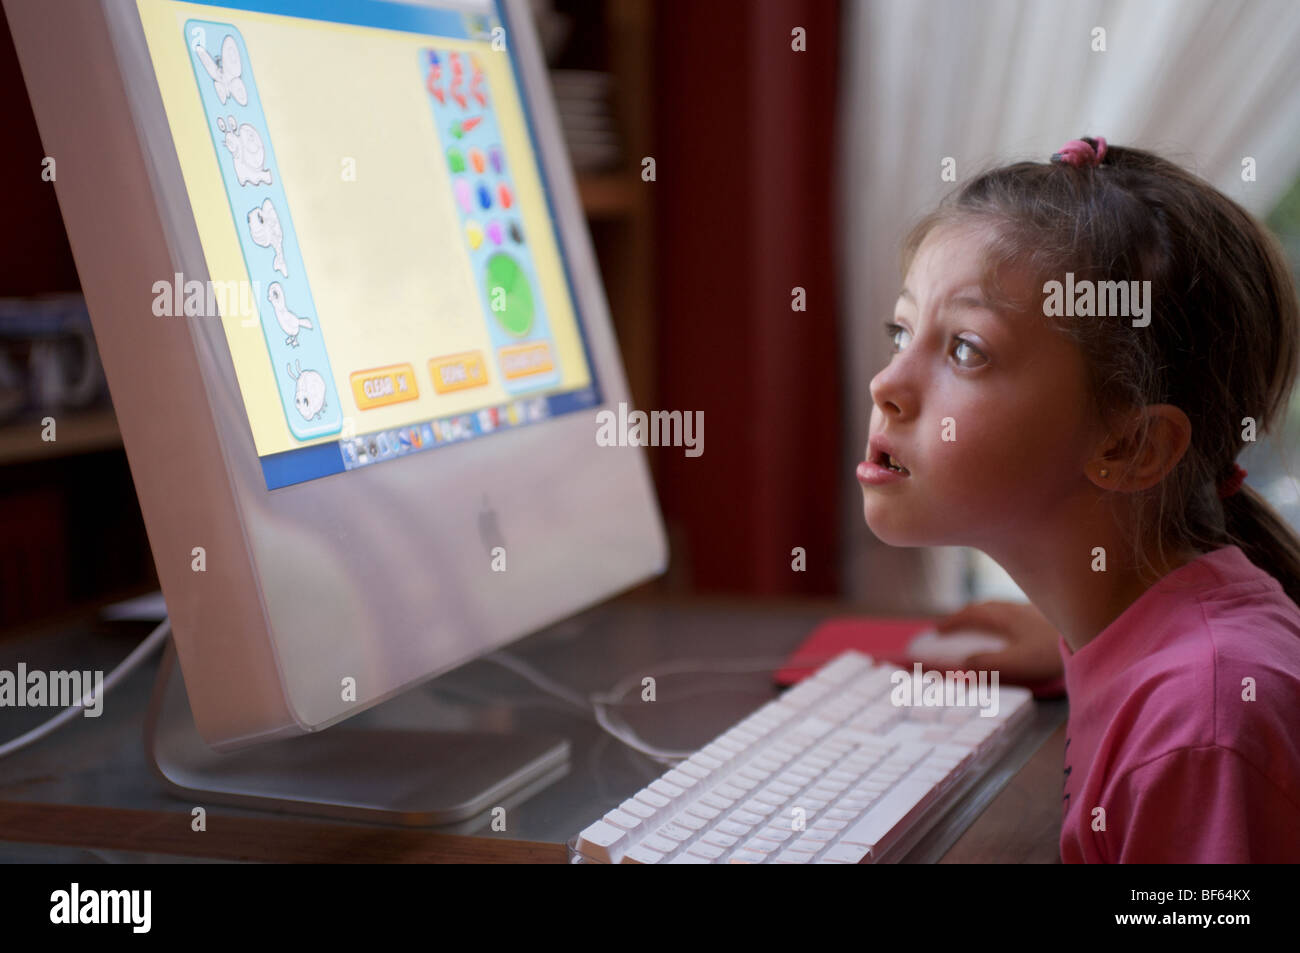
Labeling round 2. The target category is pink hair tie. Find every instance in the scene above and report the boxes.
[1218,463,1248,500]
[1051,136,1107,167]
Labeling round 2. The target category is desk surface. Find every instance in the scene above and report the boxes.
[0,595,1067,862]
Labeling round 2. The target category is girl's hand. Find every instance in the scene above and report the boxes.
[931,600,1064,683]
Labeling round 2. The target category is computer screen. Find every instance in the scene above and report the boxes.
[136,0,601,489]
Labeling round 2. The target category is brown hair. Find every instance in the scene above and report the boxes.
[902,139,1300,606]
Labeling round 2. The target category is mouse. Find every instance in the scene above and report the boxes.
[906,628,1009,666]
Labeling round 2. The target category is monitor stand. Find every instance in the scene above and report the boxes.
[143,637,570,829]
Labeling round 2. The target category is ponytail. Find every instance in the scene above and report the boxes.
[1223,487,1300,608]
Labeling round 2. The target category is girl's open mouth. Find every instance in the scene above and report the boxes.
[857,448,911,485]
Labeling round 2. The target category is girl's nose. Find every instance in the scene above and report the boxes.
[870,360,911,420]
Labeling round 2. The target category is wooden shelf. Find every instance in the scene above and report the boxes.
[0,407,121,465]
[578,172,639,218]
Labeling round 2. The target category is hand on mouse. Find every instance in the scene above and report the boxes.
[932,600,1064,683]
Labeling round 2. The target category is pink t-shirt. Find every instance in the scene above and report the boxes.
[1059,544,1300,862]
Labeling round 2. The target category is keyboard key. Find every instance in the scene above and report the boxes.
[822,843,870,864]
[657,822,694,843]
[677,761,711,780]
[686,841,726,860]
[649,779,685,799]
[685,802,722,822]
[800,827,838,843]
[673,812,708,831]
[790,834,827,853]
[642,834,678,854]
[622,844,665,864]
[701,830,740,849]
[619,798,655,820]
[635,789,670,811]
[576,820,627,863]
[664,769,698,789]
[793,716,837,739]
[603,809,643,832]
[716,819,752,838]
[840,779,936,854]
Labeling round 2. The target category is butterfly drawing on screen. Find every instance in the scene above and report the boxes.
[195,34,248,107]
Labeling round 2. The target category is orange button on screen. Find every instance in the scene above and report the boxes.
[351,364,419,409]
[498,342,553,380]
[429,351,489,394]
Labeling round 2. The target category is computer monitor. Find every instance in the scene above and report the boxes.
[5,0,665,819]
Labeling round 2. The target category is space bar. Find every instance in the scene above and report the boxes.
[840,779,936,855]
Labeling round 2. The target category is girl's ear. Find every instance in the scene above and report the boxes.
[1089,404,1191,492]
[1132,403,1193,488]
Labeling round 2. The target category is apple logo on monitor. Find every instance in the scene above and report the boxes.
[478,495,505,556]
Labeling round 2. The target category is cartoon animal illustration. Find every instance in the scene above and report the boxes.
[217,115,271,186]
[287,360,327,420]
[195,35,247,106]
[267,282,313,346]
[248,199,286,276]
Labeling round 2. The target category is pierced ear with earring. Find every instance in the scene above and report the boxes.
[1100,467,1109,479]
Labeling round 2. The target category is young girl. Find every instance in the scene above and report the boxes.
[859,137,1300,863]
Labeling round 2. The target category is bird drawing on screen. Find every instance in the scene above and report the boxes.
[267,282,313,347]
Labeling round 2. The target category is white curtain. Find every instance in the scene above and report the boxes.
[837,0,1300,610]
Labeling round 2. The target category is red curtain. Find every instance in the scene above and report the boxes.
[653,0,842,595]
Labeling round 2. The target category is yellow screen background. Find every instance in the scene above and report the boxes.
[136,0,592,455]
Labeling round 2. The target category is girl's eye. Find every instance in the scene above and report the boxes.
[885,321,911,351]
[951,335,987,364]
[889,317,987,366]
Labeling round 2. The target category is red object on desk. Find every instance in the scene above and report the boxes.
[776,617,1067,699]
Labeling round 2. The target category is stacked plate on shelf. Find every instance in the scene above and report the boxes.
[549,69,622,173]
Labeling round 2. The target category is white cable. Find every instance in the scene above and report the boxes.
[481,650,591,710]
[486,650,845,766]
[0,618,171,760]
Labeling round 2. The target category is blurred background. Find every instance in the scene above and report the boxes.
[3,0,1300,637]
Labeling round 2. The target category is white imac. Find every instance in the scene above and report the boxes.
[5,0,665,822]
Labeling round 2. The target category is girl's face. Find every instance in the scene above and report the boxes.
[859,223,1102,552]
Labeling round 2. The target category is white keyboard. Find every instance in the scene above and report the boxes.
[571,650,1034,863]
